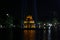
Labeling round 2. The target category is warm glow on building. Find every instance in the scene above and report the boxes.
[24,15,35,28]
[29,21,34,23]
[26,15,32,19]
[24,21,27,23]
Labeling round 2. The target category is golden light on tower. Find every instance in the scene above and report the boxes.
[24,15,35,28]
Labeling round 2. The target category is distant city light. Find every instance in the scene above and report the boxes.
[10,24,15,27]
[54,23,57,25]
[44,23,46,25]
[6,14,9,17]
[0,25,2,28]
[48,24,52,27]
[48,27,51,30]
[44,27,46,29]
[10,24,13,26]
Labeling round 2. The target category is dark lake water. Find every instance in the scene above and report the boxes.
[0,28,60,40]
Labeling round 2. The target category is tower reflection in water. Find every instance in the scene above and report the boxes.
[24,30,35,40]
[23,29,52,40]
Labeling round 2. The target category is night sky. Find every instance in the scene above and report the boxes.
[0,0,60,22]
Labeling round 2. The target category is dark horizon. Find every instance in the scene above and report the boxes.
[0,0,60,23]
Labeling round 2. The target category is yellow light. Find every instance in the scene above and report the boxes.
[24,25,27,28]
[30,21,35,23]
[31,24,35,28]
[24,21,27,23]
[26,15,32,19]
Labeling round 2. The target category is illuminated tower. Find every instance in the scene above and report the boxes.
[21,0,38,28]
[24,15,35,28]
